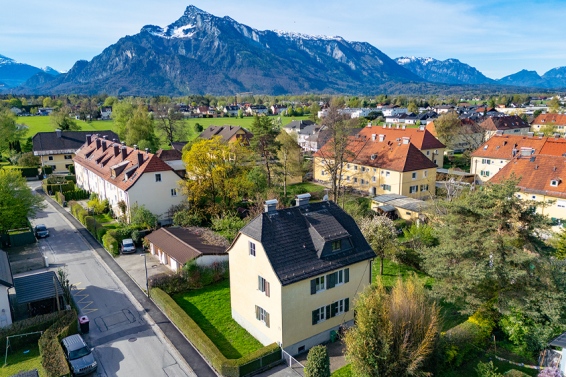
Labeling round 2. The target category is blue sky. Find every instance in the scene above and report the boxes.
[2,0,565,79]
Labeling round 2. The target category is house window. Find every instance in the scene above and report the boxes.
[155,173,162,182]
[312,306,327,324]
[258,276,270,297]
[353,178,358,183]
[412,172,417,179]
[420,184,429,192]
[381,184,391,191]
[409,185,418,194]
[332,240,341,251]
[255,306,270,327]
[249,241,256,256]
[50,165,56,171]
[372,176,376,183]
[311,276,326,293]
[171,189,177,196]
[424,170,428,178]
[480,170,490,177]
[386,171,390,177]
[373,168,377,172]
[336,269,345,286]
[531,195,536,200]
[64,155,73,160]
[335,299,347,315]
[48,156,54,161]
[347,164,351,169]
[361,167,366,172]
[558,201,566,208]
[354,165,358,170]
[426,151,430,156]
[482,159,491,165]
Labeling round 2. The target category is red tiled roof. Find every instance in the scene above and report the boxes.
[74,135,174,191]
[155,149,183,161]
[540,139,566,156]
[471,134,547,159]
[491,154,566,199]
[314,135,436,172]
[532,113,566,126]
[357,125,445,150]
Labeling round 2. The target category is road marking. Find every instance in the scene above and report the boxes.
[73,282,98,314]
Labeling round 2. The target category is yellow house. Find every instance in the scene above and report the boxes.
[32,129,119,174]
[491,154,566,224]
[313,135,437,200]
[228,195,375,356]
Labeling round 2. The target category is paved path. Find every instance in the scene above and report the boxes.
[39,189,217,377]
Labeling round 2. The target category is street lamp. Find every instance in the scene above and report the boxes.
[140,254,149,298]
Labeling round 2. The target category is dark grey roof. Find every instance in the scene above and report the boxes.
[283,120,315,132]
[378,204,396,212]
[14,271,63,304]
[0,250,13,288]
[550,331,566,348]
[33,130,119,154]
[199,126,253,142]
[171,141,188,151]
[239,201,375,286]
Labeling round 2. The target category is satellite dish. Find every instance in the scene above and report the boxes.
[323,194,329,201]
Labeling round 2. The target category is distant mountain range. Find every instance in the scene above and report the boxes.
[4,6,566,95]
[0,54,59,88]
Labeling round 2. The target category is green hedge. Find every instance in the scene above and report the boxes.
[43,181,75,195]
[42,166,53,175]
[55,191,65,205]
[1,165,39,177]
[150,288,281,377]
[63,189,89,201]
[102,233,119,256]
[38,309,78,377]
[0,312,64,354]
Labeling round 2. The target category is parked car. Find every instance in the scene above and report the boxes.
[61,334,97,376]
[121,238,136,254]
[34,224,49,238]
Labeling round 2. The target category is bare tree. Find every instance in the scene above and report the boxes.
[154,101,184,146]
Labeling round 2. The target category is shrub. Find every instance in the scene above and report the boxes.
[102,233,119,256]
[505,370,530,377]
[305,345,330,377]
[96,227,107,242]
[152,261,229,294]
[0,312,63,354]
[62,189,89,201]
[538,368,562,377]
[173,208,207,227]
[42,166,53,175]
[476,361,503,377]
[55,191,65,205]
[85,216,96,234]
[38,309,78,377]
[211,212,247,243]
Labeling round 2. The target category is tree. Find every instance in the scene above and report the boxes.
[359,215,398,275]
[154,101,184,146]
[103,96,118,107]
[0,169,46,234]
[344,276,440,377]
[249,115,280,187]
[114,102,159,150]
[422,180,566,320]
[533,109,543,118]
[304,345,330,377]
[309,102,320,123]
[17,152,40,167]
[314,106,355,202]
[433,112,461,149]
[0,109,26,153]
[129,203,158,229]
[275,131,303,197]
[554,229,566,259]
[475,361,503,377]
[548,97,561,113]
[540,125,557,136]
[407,101,419,114]
[181,137,252,215]
[50,107,80,131]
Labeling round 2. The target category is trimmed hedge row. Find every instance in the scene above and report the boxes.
[150,288,281,377]
[0,312,63,354]
[38,309,78,377]
[1,166,40,177]
[43,181,75,195]
[63,189,89,201]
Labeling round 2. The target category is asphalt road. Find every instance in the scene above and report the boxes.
[28,181,216,377]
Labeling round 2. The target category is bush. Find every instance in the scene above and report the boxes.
[102,233,119,256]
[85,216,96,234]
[211,212,247,243]
[38,309,78,377]
[173,208,207,227]
[441,309,495,367]
[62,189,89,201]
[55,191,65,205]
[505,370,530,377]
[0,312,63,354]
[150,288,280,377]
[3,166,40,178]
[476,361,503,377]
[152,261,229,294]
[67,164,75,174]
[305,345,330,377]
[96,227,107,242]
[42,166,53,175]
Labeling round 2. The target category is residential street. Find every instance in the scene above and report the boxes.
[26,181,215,377]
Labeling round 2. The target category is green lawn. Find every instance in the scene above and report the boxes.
[372,258,433,288]
[286,182,327,196]
[331,364,352,376]
[1,343,45,377]
[173,280,263,359]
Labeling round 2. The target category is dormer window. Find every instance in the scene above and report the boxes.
[551,179,561,187]
[332,240,341,251]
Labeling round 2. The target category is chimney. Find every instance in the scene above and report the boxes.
[419,125,425,131]
[101,140,107,152]
[102,135,108,140]
[121,146,127,161]
[86,134,92,145]
[402,125,406,130]
[382,124,387,129]
[378,134,385,142]
[527,132,534,137]
[56,129,62,138]
[264,199,278,213]
[295,193,311,207]
[134,144,138,150]
[371,134,377,141]
[96,138,101,149]
[113,144,120,157]
[145,148,150,155]
[137,151,144,166]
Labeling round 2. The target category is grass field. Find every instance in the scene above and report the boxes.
[331,364,351,376]
[173,279,263,359]
[17,115,312,140]
[1,343,46,377]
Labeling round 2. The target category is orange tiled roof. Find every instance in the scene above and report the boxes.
[74,135,174,192]
[314,135,437,172]
[491,154,566,199]
[471,134,547,159]
[539,138,566,156]
[357,125,445,150]
[532,113,566,126]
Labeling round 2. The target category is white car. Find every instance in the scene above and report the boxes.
[121,238,136,254]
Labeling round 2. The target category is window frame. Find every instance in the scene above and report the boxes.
[171,188,177,196]
[249,241,256,257]
[155,173,162,182]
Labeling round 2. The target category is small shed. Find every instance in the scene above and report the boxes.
[371,194,426,221]
[13,271,65,318]
[145,227,229,273]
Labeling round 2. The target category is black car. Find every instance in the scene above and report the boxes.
[34,224,49,238]
[61,334,97,376]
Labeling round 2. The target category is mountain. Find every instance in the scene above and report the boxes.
[0,54,59,88]
[496,69,549,88]
[395,56,494,85]
[541,67,566,88]
[19,5,423,95]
